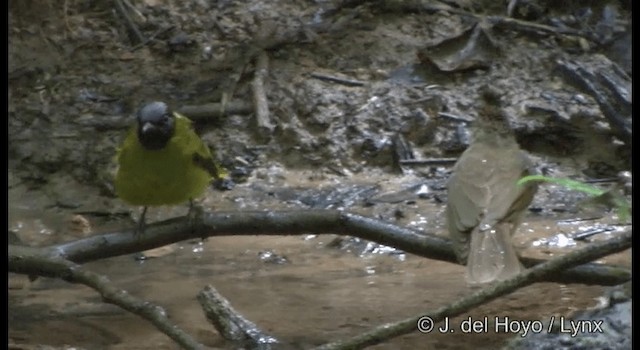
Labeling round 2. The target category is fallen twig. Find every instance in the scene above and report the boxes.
[63,0,73,35]
[399,158,458,166]
[556,217,601,224]
[437,112,473,123]
[198,285,278,347]
[309,72,366,87]
[179,101,254,121]
[13,210,631,286]
[315,229,632,350]
[8,245,205,350]
[113,0,145,45]
[130,25,176,52]
[392,133,415,172]
[252,51,275,135]
[572,227,614,241]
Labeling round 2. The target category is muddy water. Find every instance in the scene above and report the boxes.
[8,172,630,349]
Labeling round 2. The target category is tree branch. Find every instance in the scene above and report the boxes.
[8,245,206,350]
[198,285,278,347]
[10,210,631,286]
[252,51,275,136]
[315,229,632,350]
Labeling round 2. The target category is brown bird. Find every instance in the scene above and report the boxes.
[446,86,538,284]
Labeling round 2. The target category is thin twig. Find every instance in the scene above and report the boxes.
[252,51,275,134]
[315,230,632,350]
[63,0,73,35]
[583,177,619,184]
[309,72,366,87]
[437,112,473,123]
[130,25,176,52]
[573,227,614,241]
[556,217,602,224]
[14,210,631,286]
[179,101,254,120]
[8,245,205,350]
[198,285,278,347]
[113,0,145,45]
[399,158,458,166]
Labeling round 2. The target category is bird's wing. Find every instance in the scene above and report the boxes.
[448,143,496,228]
[446,143,494,263]
[481,149,537,227]
[115,126,138,162]
[173,112,228,181]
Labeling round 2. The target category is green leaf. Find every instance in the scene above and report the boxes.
[517,175,605,196]
[517,175,630,222]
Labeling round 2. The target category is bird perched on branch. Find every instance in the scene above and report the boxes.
[115,101,230,233]
[446,86,538,284]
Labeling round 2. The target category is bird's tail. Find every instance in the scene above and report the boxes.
[465,223,524,284]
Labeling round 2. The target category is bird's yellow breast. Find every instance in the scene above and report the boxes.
[115,113,213,206]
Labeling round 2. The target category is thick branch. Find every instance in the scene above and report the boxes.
[252,51,275,135]
[178,101,254,121]
[315,229,632,350]
[8,245,206,350]
[198,285,278,347]
[11,210,631,286]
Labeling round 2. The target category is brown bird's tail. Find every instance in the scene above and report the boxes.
[465,223,524,284]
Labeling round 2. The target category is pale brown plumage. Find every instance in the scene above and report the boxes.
[446,86,538,284]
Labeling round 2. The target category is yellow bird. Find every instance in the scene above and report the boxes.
[115,101,227,233]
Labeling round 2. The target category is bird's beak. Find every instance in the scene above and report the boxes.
[141,122,155,134]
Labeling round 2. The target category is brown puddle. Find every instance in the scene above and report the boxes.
[8,175,630,349]
[9,171,630,349]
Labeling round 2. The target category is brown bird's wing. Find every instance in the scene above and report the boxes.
[446,142,494,264]
[446,142,536,264]
[480,148,537,228]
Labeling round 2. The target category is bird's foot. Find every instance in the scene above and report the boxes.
[186,199,205,234]
[134,207,148,236]
[135,219,146,236]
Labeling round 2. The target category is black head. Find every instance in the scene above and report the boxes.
[136,101,175,150]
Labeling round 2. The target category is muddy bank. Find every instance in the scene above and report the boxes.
[9,0,631,349]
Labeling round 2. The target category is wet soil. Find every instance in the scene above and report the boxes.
[9,1,631,349]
